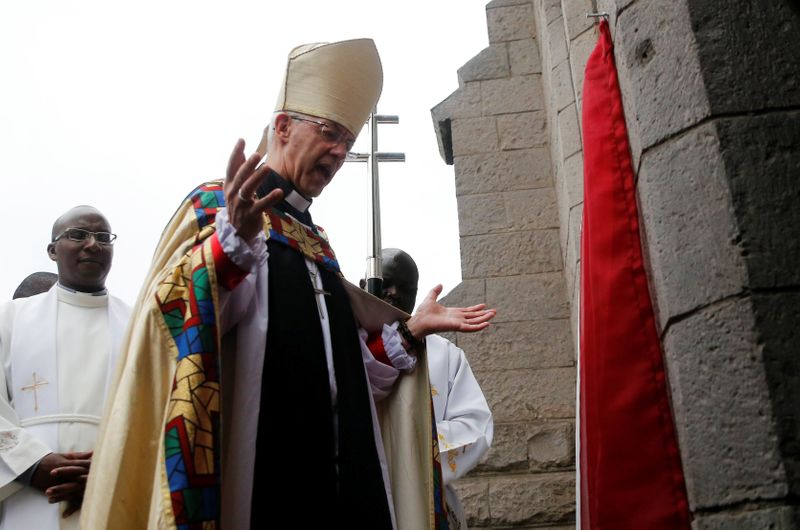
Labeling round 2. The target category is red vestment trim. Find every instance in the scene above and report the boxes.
[210,232,249,291]
[366,332,393,367]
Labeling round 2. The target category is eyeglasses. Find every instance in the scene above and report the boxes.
[53,227,117,245]
[290,115,356,152]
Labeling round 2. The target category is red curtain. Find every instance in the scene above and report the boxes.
[579,20,691,529]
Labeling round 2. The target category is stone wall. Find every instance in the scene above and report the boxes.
[432,0,577,527]
[433,0,800,528]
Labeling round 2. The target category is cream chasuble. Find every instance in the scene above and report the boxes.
[0,285,130,530]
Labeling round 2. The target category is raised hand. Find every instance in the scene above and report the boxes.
[224,139,284,242]
[406,284,496,340]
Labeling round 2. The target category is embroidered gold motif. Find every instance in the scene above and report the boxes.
[20,372,49,412]
[447,450,458,473]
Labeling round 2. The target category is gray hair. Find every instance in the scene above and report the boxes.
[266,110,316,149]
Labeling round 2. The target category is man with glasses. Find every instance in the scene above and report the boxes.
[0,206,130,530]
[82,39,495,530]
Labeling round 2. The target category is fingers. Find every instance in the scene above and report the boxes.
[230,152,264,197]
[238,162,273,200]
[461,309,496,322]
[46,481,86,503]
[51,465,91,479]
[459,321,492,332]
[457,309,496,333]
[225,139,247,184]
[252,188,284,212]
[62,451,92,460]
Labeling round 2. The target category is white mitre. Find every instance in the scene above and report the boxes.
[257,38,383,155]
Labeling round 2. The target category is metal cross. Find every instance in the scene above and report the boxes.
[20,372,49,412]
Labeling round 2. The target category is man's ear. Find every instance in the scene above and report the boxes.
[47,243,57,262]
[274,113,292,139]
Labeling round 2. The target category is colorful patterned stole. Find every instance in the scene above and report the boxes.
[263,206,340,273]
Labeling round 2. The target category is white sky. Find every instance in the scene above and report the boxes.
[0,0,489,307]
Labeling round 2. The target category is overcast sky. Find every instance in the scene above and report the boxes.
[1,0,489,307]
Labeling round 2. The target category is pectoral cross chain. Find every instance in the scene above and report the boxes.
[308,269,331,319]
[21,372,49,412]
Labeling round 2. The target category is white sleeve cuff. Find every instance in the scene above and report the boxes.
[383,322,417,372]
[216,208,268,270]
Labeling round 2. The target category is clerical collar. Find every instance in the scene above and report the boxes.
[256,169,314,226]
[57,282,108,296]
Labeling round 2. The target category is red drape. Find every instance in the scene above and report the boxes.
[579,20,691,529]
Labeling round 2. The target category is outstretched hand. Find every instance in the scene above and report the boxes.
[406,284,496,340]
[224,139,285,242]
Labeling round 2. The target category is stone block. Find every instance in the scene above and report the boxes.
[484,421,574,473]
[564,204,582,303]
[713,113,800,290]
[481,75,544,115]
[457,192,510,236]
[487,272,569,322]
[637,122,748,330]
[440,279,486,309]
[569,26,597,115]
[461,229,562,279]
[480,367,575,422]
[431,81,482,122]
[451,116,499,157]
[540,0,563,26]
[545,16,569,66]
[551,59,575,112]
[557,102,582,160]
[569,261,580,358]
[458,45,510,84]
[452,477,490,527]
[487,0,531,7]
[528,420,575,471]
[562,151,584,209]
[505,187,560,231]
[483,423,530,472]
[613,0,710,151]
[487,3,536,43]
[457,319,574,372]
[498,110,548,149]
[488,473,575,525]
[556,161,570,260]
[457,187,558,236]
[692,506,797,530]
[454,148,552,196]
[509,38,542,75]
[752,291,800,497]
[663,298,788,509]
[562,0,594,40]
[689,2,800,114]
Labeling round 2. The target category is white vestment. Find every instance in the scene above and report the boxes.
[0,285,130,530]
[427,334,494,530]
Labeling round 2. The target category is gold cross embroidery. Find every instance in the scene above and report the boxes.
[21,372,49,412]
